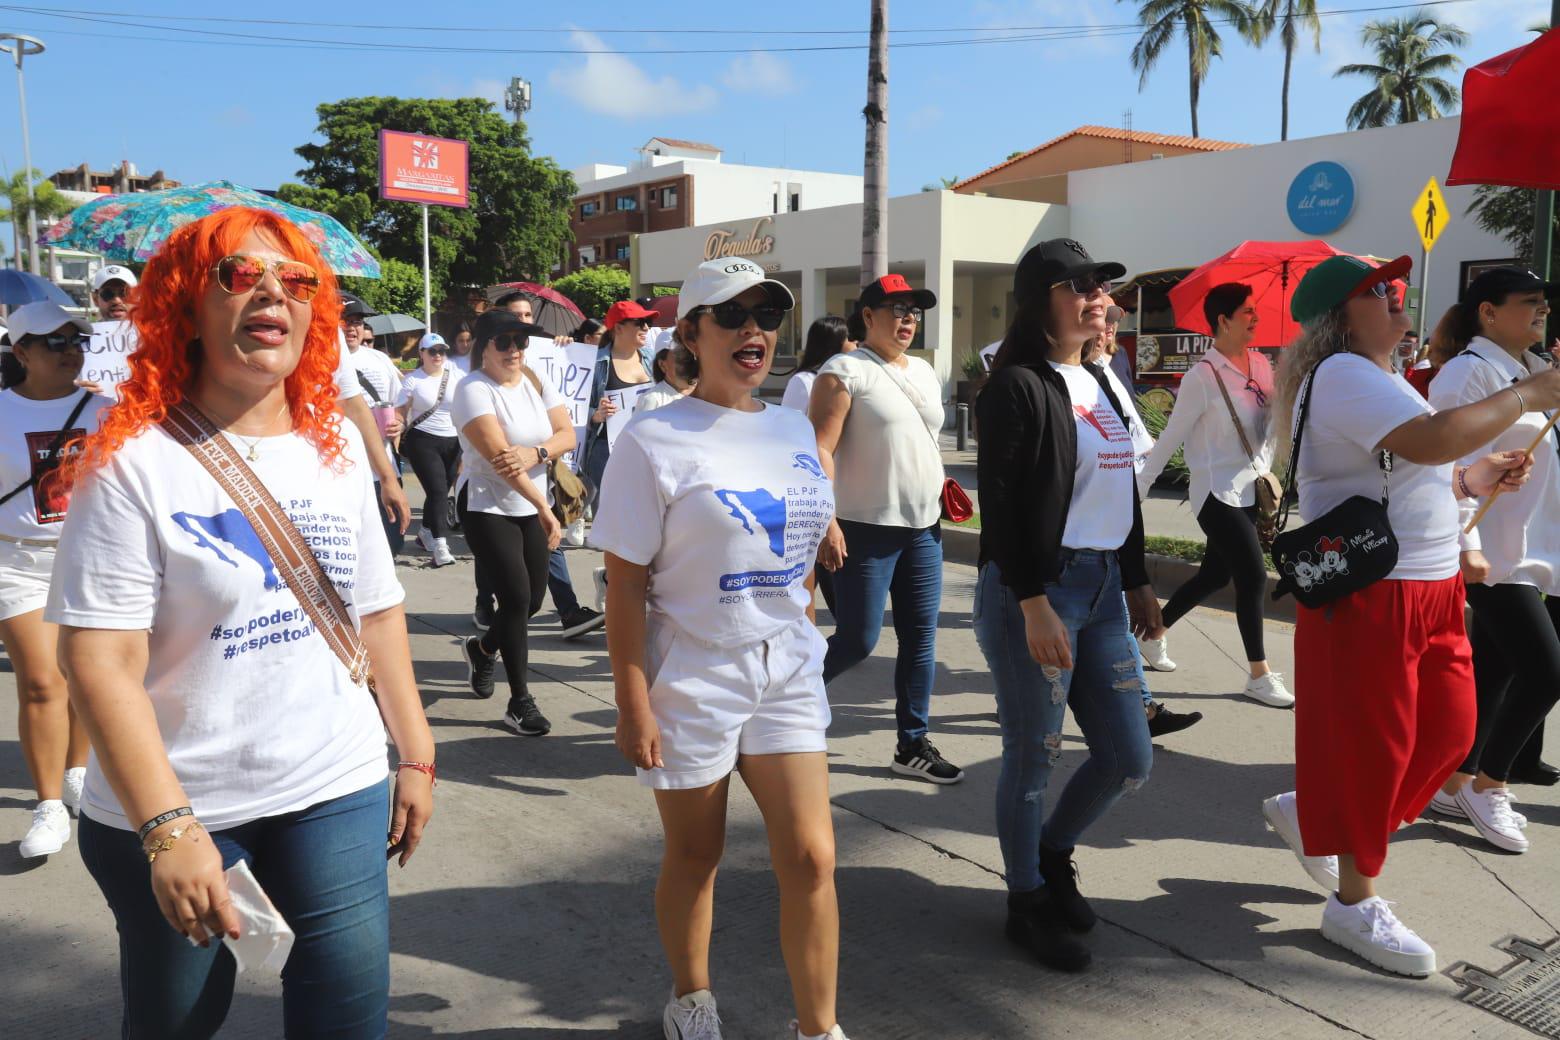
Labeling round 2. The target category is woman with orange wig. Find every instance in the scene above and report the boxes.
[45,207,434,1038]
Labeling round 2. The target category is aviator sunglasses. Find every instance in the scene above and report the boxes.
[704,299,787,332]
[210,254,322,303]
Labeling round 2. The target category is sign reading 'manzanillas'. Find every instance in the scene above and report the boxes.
[704,217,776,261]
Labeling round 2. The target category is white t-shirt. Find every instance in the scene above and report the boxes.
[349,345,402,407]
[782,369,817,412]
[398,365,463,438]
[1297,352,1457,582]
[592,397,834,648]
[1051,362,1135,551]
[450,371,565,516]
[44,421,403,832]
[818,349,944,528]
[1430,339,1560,593]
[0,389,113,541]
[635,381,686,414]
[332,336,362,401]
[450,352,472,374]
[1138,349,1275,510]
[1099,362,1153,473]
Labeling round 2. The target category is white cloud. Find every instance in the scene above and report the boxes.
[549,31,718,119]
[722,52,797,95]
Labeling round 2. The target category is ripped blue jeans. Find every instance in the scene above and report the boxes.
[974,552,1153,893]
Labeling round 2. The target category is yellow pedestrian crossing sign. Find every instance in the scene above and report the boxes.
[1412,176,1450,252]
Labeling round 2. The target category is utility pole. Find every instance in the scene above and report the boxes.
[860,1,888,286]
[504,77,532,127]
[0,33,45,275]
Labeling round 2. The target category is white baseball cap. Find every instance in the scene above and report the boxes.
[417,333,448,352]
[676,257,794,319]
[91,264,138,292]
[1,301,92,353]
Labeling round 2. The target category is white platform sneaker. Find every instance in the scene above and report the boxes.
[1320,895,1436,977]
[1262,791,1340,892]
[1138,635,1176,671]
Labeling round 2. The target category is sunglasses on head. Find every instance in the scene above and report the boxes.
[97,284,130,302]
[704,299,786,332]
[211,254,321,303]
[1052,273,1114,297]
[23,332,87,353]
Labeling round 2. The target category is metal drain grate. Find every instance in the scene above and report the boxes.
[1445,934,1560,1038]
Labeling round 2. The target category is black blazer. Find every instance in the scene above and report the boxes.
[974,358,1150,600]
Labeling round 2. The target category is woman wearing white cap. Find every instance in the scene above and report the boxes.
[0,302,112,858]
[398,333,465,567]
[595,258,851,1040]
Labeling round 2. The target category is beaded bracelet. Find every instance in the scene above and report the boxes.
[137,806,194,843]
[1456,467,1474,500]
[144,821,204,864]
[398,761,436,785]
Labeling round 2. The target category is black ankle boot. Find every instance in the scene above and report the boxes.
[1005,889,1091,972]
[1037,846,1097,933]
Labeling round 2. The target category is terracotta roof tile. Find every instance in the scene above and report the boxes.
[954,125,1247,189]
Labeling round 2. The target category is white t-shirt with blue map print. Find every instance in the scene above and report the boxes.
[45,420,404,832]
[592,396,835,649]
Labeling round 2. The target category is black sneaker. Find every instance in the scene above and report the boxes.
[461,636,495,699]
[504,697,551,736]
[473,599,495,632]
[1038,845,1096,933]
[559,606,606,640]
[891,737,965,785]
[1005,890,1092,972]
[1146,700,1203,738]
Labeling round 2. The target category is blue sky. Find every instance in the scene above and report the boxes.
[0,0,1545,256]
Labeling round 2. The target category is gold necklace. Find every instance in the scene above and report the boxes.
[208,399,290,462]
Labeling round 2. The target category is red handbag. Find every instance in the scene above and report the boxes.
[941,477,974,523]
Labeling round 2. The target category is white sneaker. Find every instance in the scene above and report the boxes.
[1262,791,1340,892]
[663,989,721,1040]
[1430,785,1526,828]
[417,527,437,554]
[1320,894,1436,977]
[62,767,85,816]
[593,566,608,612]
[1455,784,1529,853]
[432,538,456,568]
[1244,672,1294,708]
[1138,635,1176,671]
[18,800,71,858]
[789,1023,849,1040]
[563,518,587,547]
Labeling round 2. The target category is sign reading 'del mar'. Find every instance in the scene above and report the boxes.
[1286,161,1355,235]
[378,130,470,208]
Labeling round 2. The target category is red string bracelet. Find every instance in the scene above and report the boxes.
[397,761,436,785]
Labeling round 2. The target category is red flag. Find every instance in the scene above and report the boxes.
[1447,32,1560,190]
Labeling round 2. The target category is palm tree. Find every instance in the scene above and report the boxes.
[1121,0,1258,138]
[861,0,888,285]
[1335,13,1468,129]
[1251,0,1322,140]
[0,169,75,271]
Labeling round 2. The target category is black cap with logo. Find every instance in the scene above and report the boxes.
[1465,266,1559,310]
[1013,238,1126,306]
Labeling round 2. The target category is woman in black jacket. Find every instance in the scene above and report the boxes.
[973,238,1161,973]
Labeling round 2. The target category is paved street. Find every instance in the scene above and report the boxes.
[4,529,1557,1039]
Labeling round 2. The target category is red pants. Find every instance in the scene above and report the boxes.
[1294,576,1475,877]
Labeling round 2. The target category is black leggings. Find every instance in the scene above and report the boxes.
[1461,582,1560,781]
[457,489,550,711]
[1161,496,1267,662]
[400,427,461,539]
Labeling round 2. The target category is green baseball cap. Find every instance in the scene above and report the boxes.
[1291,254,1413,325]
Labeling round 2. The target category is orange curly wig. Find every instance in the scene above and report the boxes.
[63,207,347,484]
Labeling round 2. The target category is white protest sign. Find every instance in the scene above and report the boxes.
[523,336,598,470]
[84,321,138,398]
[604,384,654,448]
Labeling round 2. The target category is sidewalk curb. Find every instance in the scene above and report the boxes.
[940,524,1295,624]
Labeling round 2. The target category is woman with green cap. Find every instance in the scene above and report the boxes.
[1259,255,1560,978]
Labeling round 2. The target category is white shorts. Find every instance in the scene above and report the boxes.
[639,615,831,790]
[0,541,55,622]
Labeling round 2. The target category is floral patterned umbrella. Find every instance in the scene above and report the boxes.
[39,180,381,278]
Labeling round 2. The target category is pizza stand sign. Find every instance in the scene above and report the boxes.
[378,130,470,329]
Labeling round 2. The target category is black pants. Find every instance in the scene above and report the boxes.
[400,427,461,540]
[1161,496,1267,662]
[1461,582,1560,780]
[458,489,550,712]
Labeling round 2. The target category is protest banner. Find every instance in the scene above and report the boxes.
[523,336,599,469]
[604,384,654,448]
[83,321,138,398]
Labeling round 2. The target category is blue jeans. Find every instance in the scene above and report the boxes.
[548,547,580,614]
[823,520,943,749]
[973,553,1153,893]
[79,780,391,1039]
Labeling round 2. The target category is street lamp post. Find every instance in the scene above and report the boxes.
[0,33,46,276]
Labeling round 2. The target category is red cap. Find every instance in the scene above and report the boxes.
[604,299,657,330]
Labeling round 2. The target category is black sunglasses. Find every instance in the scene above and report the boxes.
[489,334,526,352]
[879,303,923,323]
[421,346,448,355]
[703,300,787,332]
[22,332,87,353]
[96,284,130,302]
[1052,273,1114,297]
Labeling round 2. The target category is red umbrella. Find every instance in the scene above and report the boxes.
[1447,32,1560,190]
[1167,240,1348,347]
[484,281,586,337]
